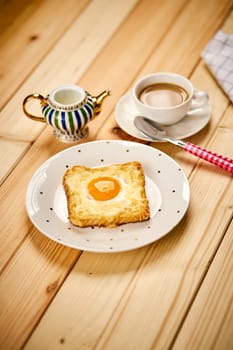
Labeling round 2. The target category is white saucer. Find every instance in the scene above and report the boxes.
[115,90,212,141]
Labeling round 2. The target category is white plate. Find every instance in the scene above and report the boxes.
[115,90,211,141]
[26,140,190,253]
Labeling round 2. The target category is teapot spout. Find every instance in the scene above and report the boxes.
[93,90,111,115]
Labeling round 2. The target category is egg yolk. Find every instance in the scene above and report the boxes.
[87,176,121,201]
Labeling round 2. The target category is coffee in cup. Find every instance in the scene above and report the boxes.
[138,82,189,108]
[133,72,207,125]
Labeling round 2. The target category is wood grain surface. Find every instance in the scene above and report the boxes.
[0,1,232,349]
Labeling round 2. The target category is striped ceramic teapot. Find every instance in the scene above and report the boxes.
[22,85,110,142]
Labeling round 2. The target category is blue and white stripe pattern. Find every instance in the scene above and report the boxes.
[42,94,94,136]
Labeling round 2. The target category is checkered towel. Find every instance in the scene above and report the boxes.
[201,30,233,102]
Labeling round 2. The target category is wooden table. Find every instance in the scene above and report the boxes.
[1,1,233,349]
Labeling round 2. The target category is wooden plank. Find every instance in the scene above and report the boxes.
[0,129,67,272]
[0,0,138,141]
[22,248,149,350]
[0,0,36,32]
[23,105,233,350]
[0,138,30,185]
[223,9,233,33]
[0,228,80,350]
[139,2,233,76]
[172,221,233,350]
[0,0,89,107]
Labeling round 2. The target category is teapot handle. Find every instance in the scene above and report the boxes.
[22,93,47,122]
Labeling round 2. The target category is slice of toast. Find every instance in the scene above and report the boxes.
[63,161,150,228]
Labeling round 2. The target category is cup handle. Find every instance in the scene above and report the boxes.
[22,93,47,122]
[187,89,209,115]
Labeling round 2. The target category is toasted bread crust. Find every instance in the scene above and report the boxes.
[63,161,150,228]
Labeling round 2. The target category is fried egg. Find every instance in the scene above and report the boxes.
[87,176,121,201]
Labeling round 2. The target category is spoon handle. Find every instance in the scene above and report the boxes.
[184,142,233,173]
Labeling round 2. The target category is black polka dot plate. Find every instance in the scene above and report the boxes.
[26,140,190,252]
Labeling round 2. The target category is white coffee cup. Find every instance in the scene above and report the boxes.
[132,72,208,125]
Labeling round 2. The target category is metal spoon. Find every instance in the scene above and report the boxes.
[134,116,233,174]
